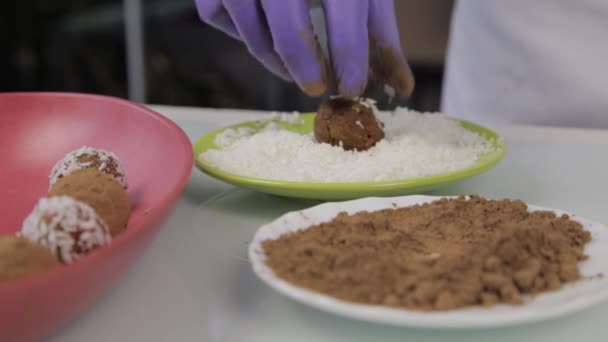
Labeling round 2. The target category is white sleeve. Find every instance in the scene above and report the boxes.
[441,0,608,128]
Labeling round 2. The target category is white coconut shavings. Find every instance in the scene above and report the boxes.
[49,146,128,189]
[268,111,303,124]
[358,98,383,125]
[358,97,375,108]
[20,196,111,263]
[200,108,495,183]
[215,126,256,147]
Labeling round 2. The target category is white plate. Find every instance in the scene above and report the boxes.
[248,195,608,329]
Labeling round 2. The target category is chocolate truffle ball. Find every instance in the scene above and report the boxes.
[49,146,128,190]
[0,235,60,282]
[314,97,385,151]
[49,168,130,237]
[21,196,111,263]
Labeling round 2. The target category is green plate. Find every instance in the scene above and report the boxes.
[193,113,506,200]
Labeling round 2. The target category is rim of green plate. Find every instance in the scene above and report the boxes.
[192,113,506,192]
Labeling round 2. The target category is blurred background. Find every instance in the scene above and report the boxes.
[1,0,453,112]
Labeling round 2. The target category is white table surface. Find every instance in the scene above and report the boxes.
[49,105,608,342]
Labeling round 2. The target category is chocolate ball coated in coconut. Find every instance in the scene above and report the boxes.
[314,97,385,151]
[49,146,127,190]
[21,196,111,263]
[49,168,131,237]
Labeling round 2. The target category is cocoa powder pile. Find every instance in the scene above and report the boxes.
[262,196,592,311]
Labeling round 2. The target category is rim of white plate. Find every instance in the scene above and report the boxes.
[248,195,608,329]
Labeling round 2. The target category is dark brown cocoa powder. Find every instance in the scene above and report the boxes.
[262,196,592,311]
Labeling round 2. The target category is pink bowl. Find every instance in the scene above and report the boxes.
[0,92,193,341]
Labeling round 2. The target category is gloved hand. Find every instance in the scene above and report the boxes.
[195,0,414,98]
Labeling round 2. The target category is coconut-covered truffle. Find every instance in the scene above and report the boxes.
[314,97,385,151]
[49,168,131,237]
[20,196,111,263]
[49,146,127,190]
[0,235,60,282]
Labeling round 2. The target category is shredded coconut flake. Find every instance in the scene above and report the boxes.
[384,84,396,98]
[356,97,382,124]
[20,196,111,263]
[200,108,495,183]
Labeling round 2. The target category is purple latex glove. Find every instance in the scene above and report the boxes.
[196,0,414,98]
